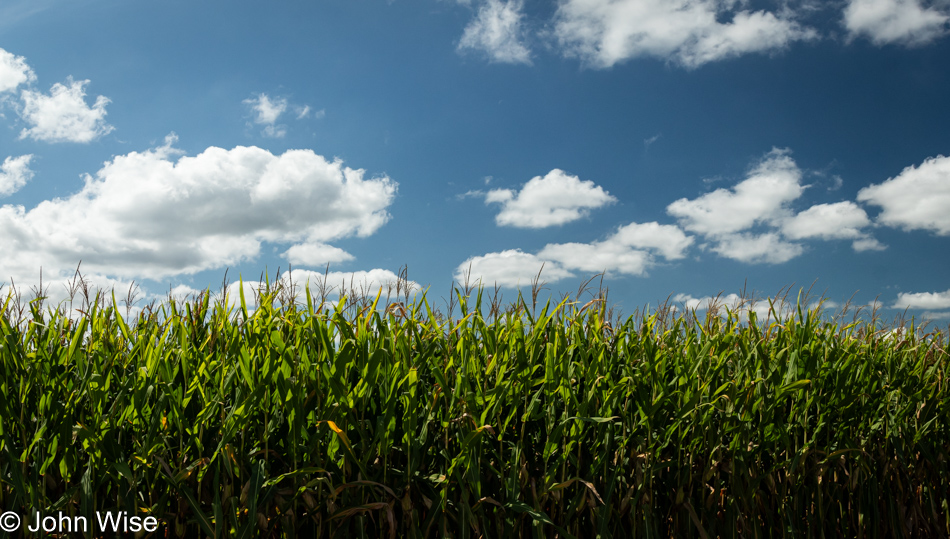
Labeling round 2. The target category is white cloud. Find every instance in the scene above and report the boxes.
[852,236,887,252]
[243,93,299,138]
[18,77,114,143]
[610,221,693,260]
[673,291,794,320]
[667,148,804,236]
[857,154,950,235]
[843,0,949,45]
[710,232,804,264]
[0,154,34,197]
[262,125,287,139]
[782,201,870,240]
[552,0,816,69]
[458,0,532,64]
[893,288,950,310]
[455,249,574,288]
[168,284,203,303]
[295,105,312,119]
[283,242,355,267]
[538,221,692,275]
[283,268,421,303]
[664,149,880,263]
[0,135,396,286]
[460,221,690,286]
[486,169,616,228]
[0,47,35,93]
[245,93,287,125]
[781,200,883,251]
[538,241,654,275]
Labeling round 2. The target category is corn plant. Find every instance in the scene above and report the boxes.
[1,275,948,538]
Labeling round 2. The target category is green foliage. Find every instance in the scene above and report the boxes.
[1,279,948,538]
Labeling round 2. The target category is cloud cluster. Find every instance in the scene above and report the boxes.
[455,221,691,286]
[0,135,396,287]
[843,0,949,45]
[0,47,114,143]
[552,0,817,69]
[459,145,945,286]
[455,0,950,69]
[458,0,532,64]
[485,169,616,228]
[666,148,883,264]
[243,93,316,138]
[673,291,796,320]
[0,154,33,196]
[203,268,421,310]
[667,149,804,237]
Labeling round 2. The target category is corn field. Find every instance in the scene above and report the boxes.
[1,273,948,538]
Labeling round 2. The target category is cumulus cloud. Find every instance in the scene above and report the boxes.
[609,221,694,260]
[667,148,804,236]
[709,232,804,264]
[455,249,574,288]
[18,77,114,143]
[851,237,887,251]
[0,154,34,197]
[857,154,950,235]
[457,221,691,287]
[283,242,355,267]
[458,0,532,64]
[539,221,692,275]
[673,291,795,320]
[212,268,420,310]
[666,149,883,263]
[893,288,950,310]
[486,169,616,228]
[0,135,396,287]
[0,47,35,94]
[551,0,816,69]
[782,201,884,250]
[284,268,421,303]
[538,241,654,275]
[843,0,949,45]
[782,201,870,240]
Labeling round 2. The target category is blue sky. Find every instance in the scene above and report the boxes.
[1,0,949,321]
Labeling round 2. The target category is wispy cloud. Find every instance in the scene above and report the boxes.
[243,93,316,138]
[458,0,532,64]
[551,0,817,69]
[843,0,949,46]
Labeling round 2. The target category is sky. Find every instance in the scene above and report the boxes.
[0,0,949,322]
